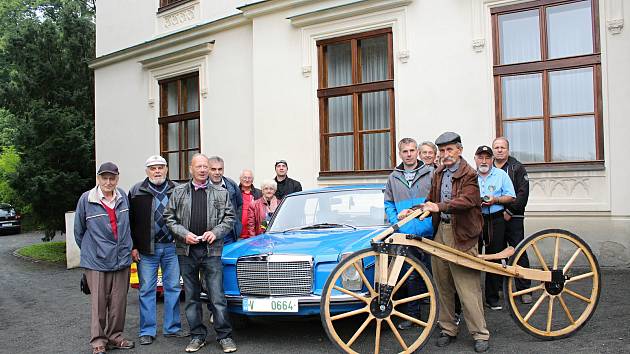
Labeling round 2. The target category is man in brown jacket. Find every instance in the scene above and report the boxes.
[421,132,489,353]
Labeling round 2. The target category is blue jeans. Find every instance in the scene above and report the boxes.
[137,243,182,337]
[179,254,232,341]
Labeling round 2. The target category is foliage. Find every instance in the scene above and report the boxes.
[17,241,66,263]
[0,0,95,240]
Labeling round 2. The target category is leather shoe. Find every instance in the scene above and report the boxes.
[92,346,106,354]
[436,332,455,347]
[474,339,489,352]
[139,335,153,345]
[164,330,190,338]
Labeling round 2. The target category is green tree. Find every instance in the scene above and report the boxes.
[0,0,95,240]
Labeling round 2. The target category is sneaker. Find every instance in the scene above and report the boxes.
[474,339,489,352]
[185,338,206,352]
[436,332,456,347]
[219,337,237,353]
[139,335,153,345]
[397,320,416,330]
[485,301,502,311]
[521,294,533,304]
[164,330,190,338]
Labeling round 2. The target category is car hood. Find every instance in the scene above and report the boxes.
[222,227,386,264]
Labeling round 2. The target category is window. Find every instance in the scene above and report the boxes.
[492,0,602,165]
[317,28,396,176]
[159,73,200,181]
[158,0,192,12]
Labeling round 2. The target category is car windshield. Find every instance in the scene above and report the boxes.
[268,188,387,232]
[0,207,15,217]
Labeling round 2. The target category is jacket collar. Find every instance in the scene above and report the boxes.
[87,185,123,205]
[435,157,470,179]
[140,177,175,192]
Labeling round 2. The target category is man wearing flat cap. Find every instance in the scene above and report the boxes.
[75,162,135,354]
[274,160,302,200]
[128,155,187,346]
[474,145,515,311]
[421,132,490,352]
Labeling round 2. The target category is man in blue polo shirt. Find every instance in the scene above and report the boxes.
[474,145,515,310]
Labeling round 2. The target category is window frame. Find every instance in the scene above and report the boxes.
[158,72,201,181]
[316,27,396,177]
[158,0,193,13]
[491,0,603,167]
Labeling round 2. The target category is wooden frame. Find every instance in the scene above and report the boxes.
[491,0,603,166]
[158,72,200,181]
[158,0,193,13]
[316,28,396,176]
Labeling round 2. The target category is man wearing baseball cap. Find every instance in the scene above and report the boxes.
[128,155,186,345]
[474,145,515,311]
[75,162,135,354]
[273,160,302,200]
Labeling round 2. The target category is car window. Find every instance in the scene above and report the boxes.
[269,189,387,232]
[0,207,14,217]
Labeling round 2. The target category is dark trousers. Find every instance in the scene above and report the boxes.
[479,213,506,305]
[85,267,130,348]
[179,254,232,341]
[402,248,431,318]
[505,217,531,290]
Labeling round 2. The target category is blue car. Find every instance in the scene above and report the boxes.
[221,184,387,319]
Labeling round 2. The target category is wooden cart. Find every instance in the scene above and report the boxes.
[320,209,601,353]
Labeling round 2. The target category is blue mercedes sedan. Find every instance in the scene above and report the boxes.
[221,184,387,319]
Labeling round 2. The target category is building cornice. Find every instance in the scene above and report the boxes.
[238,0,319,18]
[287,0,412,27]
[89,13,248,69]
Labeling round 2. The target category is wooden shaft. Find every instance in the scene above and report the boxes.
[371,209,429,242]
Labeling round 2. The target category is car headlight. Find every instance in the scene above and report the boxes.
[340,253,363,291]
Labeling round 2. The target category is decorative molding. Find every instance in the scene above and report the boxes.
[530,177,592,199]
[471,0,485,53]
[288,0,413,28]
[398,50,409,63]
[239,0,318,18]
[302,65,312,77]
[472,39,486,52]
[606,0,624,34]
[157,0,200,34]
[139,42,214,69]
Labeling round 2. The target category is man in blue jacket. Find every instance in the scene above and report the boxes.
[75,162,135,354]
[384,138,434,330]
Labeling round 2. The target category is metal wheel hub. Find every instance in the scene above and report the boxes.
[544,269,566,295]
[370,296,393,319]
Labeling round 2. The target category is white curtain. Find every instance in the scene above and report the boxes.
[549,67,593,115]
[504,120,544,162]
[167,81,178,115]
[551,116,595,161]
[547,0,593,59]
[326,43,351,87]
[502,73,543,118]
[499,10,540,64]
[185,76,199,113]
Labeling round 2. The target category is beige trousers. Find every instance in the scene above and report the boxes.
[85,267,130,348]
[431,223,490,341]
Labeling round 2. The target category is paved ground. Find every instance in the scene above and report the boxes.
[1,232,629,354]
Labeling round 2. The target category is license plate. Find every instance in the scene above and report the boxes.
[243,298,298,313]
[0,222,13,227]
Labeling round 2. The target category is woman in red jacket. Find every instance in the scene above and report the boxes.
[245,180,280,238]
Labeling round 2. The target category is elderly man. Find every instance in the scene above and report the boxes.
[164,153,237,353]
[421,132,489,352]
[384,138,433,330]
[492,137,531,303]
[207,156,242,245]
[75,162,134,354]
[239,169,262,238]
[474,145,515,310]
[274,160,302,200]
[128,155,186,345]
[419,140,438,168]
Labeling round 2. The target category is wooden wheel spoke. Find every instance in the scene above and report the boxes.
[374,319,382,354]
[393,293,430,306]
[385,318,408,350]
[511,283,544,297]
[557,294,575,324]
[563,287,591,303]
[563,248,583,274]
[386,255,406,286]
[392,310,428,327]
[531,242,549,271]
[376,254,388,287]
[553,236,560,270]
[391,267,414,297]
[352,262,376,297]
[524,293,548,322]
[565,272,594,284]
[346,315,374,347]
[333,285,370,304]
[331,306,368,321]
[546,296,555,333]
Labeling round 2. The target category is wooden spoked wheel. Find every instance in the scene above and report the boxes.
[504,229,600,339]
[321,248,438,354]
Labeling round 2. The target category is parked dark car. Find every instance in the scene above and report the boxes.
[0,203,21,234]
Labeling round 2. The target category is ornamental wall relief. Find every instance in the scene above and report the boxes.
[157,1,200,34]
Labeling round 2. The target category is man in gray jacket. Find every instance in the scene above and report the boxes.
[164,153,237,353]
[75,162,135,354]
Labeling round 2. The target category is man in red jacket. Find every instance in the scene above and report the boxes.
[422,132,489,353]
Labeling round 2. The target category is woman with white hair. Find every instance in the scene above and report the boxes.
[245,179,280,238]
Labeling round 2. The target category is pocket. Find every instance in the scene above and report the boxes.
[95,240,116,265]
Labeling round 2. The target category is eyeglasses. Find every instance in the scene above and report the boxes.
[241,177,253,181]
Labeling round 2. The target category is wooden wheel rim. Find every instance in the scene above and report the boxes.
[506,230,600,339]
[321,249,438,353]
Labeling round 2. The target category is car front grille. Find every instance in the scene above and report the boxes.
[236,255,313,296]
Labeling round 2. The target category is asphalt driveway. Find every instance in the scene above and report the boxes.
[1,232,628,354]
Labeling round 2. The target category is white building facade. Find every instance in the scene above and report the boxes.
[91,0,630,266]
